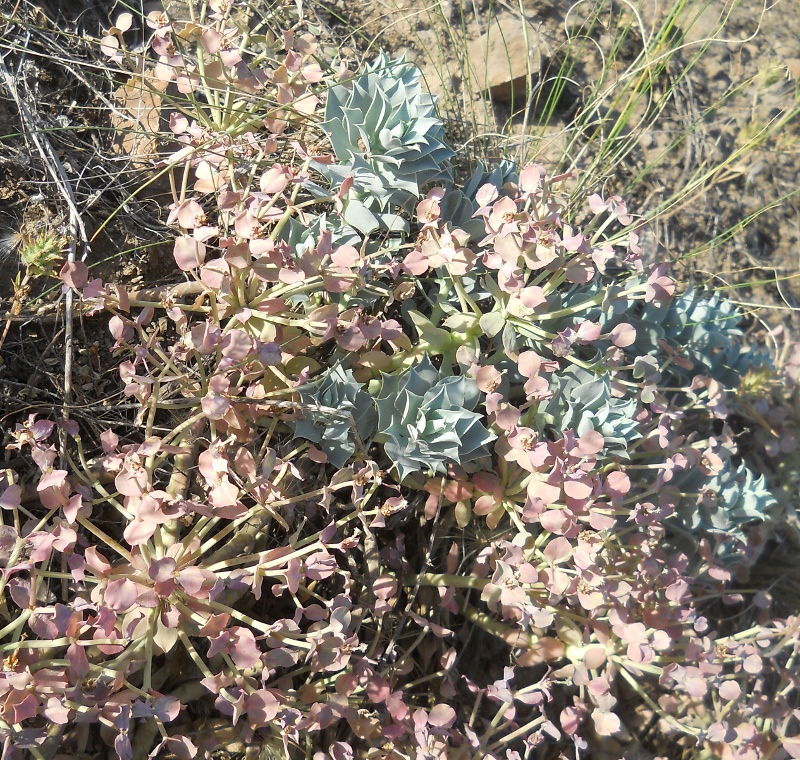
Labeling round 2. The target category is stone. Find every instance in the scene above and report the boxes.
[466,13,549,103]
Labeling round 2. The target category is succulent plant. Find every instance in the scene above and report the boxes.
[538,280,603,327]
[631,287,772,386]
[462,159,520,200]
[291,365,378,468]
[315,52,454,233]
[374,356,495,481]
[671,457,779,551]
[277,212,398,309]
[281,212,362,256]
[537,366,641,458]
[544,282,773,389]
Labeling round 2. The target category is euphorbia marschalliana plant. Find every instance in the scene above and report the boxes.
[0,2,797,758]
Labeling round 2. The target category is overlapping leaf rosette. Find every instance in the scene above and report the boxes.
[373,356,495,481]
[312,51,454,233]
[290,364,377,467]
[620,285,774,386]
[538,367,641,458]
[1,23,798,760]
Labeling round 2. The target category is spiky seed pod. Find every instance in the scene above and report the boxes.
[0,225,65,278]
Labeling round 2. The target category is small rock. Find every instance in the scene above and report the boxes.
[466,14,548,103]
[442,0,490,21]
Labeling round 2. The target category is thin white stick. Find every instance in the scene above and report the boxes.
[0,48,90,462]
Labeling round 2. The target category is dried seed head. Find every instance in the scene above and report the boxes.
[0,210,65,276]
[0,230,22,263]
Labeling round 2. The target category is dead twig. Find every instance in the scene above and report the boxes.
[0,42,90,466]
